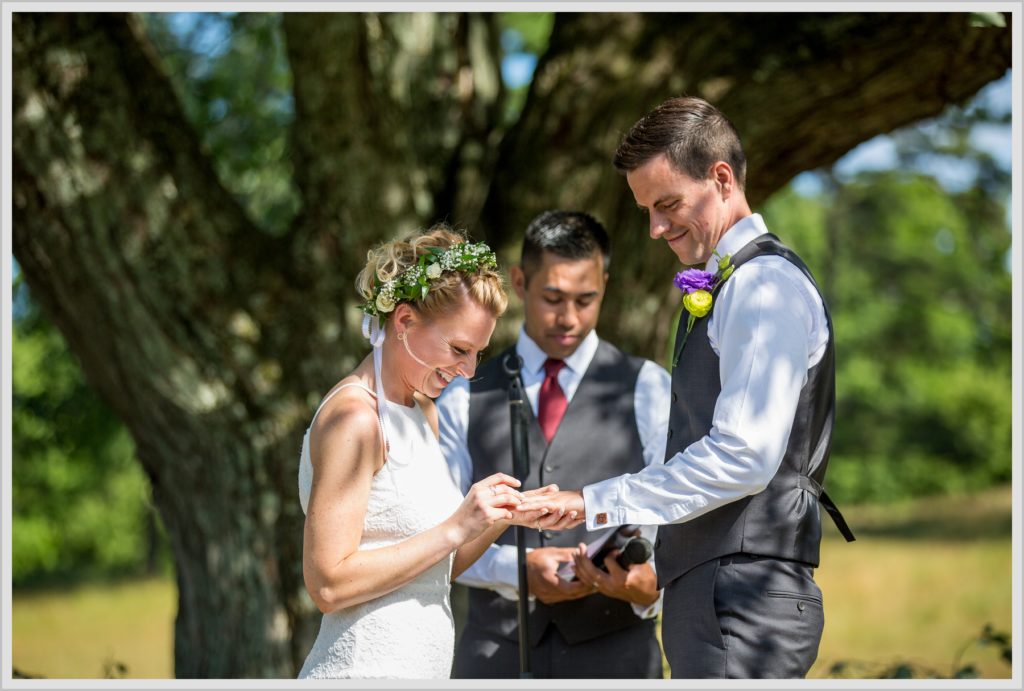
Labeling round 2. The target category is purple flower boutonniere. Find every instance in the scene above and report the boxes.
[672,252,735,366]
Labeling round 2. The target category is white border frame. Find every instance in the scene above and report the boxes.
[1,3,1019,690]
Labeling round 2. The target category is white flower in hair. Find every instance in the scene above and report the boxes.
[426,263,442,279]
[375,290,396,313]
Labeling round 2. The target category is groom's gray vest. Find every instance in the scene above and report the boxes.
[655,233,854,589]
[466,339,648,645]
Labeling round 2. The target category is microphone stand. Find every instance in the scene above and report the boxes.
[502,353,532,679]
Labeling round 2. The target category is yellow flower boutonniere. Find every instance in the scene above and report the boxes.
[672,252,735,366]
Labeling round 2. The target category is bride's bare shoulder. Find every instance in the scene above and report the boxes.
[309,379,382,470]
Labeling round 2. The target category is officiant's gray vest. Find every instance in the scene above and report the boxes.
[466,339,647,645]
[655,232,853,590]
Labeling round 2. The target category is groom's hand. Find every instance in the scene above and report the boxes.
[515,489,586,529]
[505,485,581,531]
[526,547,592,604]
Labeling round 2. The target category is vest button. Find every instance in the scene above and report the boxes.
[672,392,678,403]
[797,601,806,612]
[655,538,661,549]
[542,531,554,540]
[544,465,555,472]
[667,429,674,440]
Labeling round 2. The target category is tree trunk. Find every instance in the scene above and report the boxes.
[11,10,1010,677]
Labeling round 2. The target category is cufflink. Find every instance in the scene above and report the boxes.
[595,513,608,525]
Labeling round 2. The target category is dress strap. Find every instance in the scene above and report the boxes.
[310,382,377,428]
[335,381,377,396]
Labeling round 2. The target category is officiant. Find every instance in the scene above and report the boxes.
[436,210,668,679]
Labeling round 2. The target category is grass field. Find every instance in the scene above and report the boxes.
[12,576,177,678]
[810,486,1013,678]
[10,485,1014,679]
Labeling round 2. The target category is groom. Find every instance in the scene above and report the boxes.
[521,96,855,678]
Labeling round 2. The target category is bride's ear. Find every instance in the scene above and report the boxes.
[391,303,417,337]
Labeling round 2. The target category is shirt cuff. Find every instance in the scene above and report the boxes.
[630,589,664,619]
[583,475,628,531]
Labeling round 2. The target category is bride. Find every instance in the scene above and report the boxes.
[297,225,569,679]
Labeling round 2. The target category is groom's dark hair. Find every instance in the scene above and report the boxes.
[613,95,747,190]
[521,210,611,282]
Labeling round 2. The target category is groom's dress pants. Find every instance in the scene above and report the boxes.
[660,553,824,678]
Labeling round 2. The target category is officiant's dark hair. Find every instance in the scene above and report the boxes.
[521,210,611,281]
[613,95,747,190]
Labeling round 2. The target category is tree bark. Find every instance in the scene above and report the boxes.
[11,10,1010,677]
[12,13,302,677]
[481,11,1012,358]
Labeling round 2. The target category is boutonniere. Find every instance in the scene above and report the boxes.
[672,251,735,366]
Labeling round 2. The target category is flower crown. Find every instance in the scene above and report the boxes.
[361,241,498,325]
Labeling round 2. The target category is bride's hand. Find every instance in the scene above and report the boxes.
[445,473,525,546]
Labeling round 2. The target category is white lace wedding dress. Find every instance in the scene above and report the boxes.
[297,383,464,679]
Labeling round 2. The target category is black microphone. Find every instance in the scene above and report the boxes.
[590,525,652,572]
[555,526,653,582]
[614,536,653,569]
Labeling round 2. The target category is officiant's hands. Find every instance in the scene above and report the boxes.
[526,547,593,604]
[571,542,659,607]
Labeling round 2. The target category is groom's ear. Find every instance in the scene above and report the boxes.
[510,265,527,301]
[710,161,734,199]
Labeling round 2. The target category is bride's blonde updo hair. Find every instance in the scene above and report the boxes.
[356,224,508,322]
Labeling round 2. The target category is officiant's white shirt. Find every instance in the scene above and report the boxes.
[582,213,830,532]
[437,328,670,618]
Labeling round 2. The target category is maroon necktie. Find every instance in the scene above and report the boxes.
[538,358,568,443]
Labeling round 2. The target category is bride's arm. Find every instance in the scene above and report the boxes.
[303,397,522,614]
[303,399,447,613]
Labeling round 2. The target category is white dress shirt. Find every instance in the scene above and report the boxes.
[437,328,671,618]
[582,213,829,531]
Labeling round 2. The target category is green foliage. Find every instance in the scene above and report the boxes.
[498,12,554,54]
[970,12,1007,28]
[12,275,170,585]
[142,13,298,234]
[763,168,1011,504]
